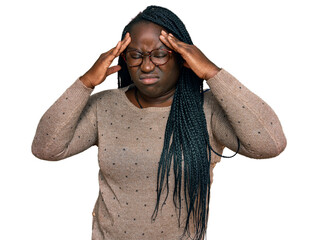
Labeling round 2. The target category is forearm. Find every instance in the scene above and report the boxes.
[32,79,95,160]
[207,69,286,158]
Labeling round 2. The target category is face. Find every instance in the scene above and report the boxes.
[126,22,181,98]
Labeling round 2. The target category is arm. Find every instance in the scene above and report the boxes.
[32,33,132,160]
[159,30,287,159]
[31,80,97,161]
[206,69,286,159]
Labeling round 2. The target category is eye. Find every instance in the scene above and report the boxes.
[152,50,168,58]
[128,51,142,59]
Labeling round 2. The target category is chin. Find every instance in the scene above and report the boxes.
[140,87,163,98]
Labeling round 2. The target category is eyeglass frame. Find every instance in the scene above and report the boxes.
[121,48,173,67]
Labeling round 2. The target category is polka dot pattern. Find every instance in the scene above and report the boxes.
[33,70,286,238]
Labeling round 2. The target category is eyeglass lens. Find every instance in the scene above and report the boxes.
[125,49,170,66]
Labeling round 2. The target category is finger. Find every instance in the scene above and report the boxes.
[119,32,130,48]
[110,33,130,58]
[166,33,185,53]
[112,41,122,56]
[117,33,131,57]
[160,31,187,55]
[159,30,174,50]
[100,42,121,68]
[103,42,120,58]
[103,33,129,57]
[123,32,130,40]
[105,65,121,77]
[159,35,174,50]
[101,34,130,67]
[109,41,123,61]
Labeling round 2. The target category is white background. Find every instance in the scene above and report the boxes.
[1,0,317,239]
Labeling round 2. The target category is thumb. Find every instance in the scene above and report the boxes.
[105,65,121,77]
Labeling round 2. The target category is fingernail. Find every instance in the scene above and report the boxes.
[161,30,168,35]
[169,33,174,37]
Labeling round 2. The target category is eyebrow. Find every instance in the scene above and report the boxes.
[126,45,170,52]
[126,47,139,51]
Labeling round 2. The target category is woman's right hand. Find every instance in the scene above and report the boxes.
[80,32,131,88]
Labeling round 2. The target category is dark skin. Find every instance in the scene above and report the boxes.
[125,22,181,108]
[80,22,221,108]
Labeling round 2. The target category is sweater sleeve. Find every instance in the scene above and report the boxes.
[32,79,98,161]
[206,69,287,159]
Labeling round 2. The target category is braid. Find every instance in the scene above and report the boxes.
[117,6,231,240]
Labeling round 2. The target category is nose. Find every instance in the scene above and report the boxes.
[140,55,155,73]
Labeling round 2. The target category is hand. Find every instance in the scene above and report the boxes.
[80,32,131,88]
[159,30,221,80]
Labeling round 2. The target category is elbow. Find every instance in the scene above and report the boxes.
[259,134,287,159]
[262,121,288,158]
[274,134,287,157]
[31,141,61,161]
[243,134,287,159]
[268,129,287,158]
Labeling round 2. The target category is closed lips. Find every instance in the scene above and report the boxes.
[140,75,159,80]
[139,75,160,85]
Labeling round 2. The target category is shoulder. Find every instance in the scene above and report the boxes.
[88,85,131,108]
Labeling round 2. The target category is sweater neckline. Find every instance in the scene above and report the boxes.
[119,85,172,112]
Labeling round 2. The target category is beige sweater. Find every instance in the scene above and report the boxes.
[32,69,286,239]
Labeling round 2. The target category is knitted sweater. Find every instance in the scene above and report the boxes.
[32,69,286,240]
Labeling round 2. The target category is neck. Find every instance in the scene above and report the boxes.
[135,87,175,108]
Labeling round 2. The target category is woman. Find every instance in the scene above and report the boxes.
[32,5,286,240]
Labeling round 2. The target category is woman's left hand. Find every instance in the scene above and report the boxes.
[159,30,221,80]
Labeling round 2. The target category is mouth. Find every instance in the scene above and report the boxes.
[139,76,160,85]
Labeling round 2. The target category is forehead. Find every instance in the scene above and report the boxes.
[128,22,165,50]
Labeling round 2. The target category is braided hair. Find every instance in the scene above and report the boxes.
[118,6,213,240]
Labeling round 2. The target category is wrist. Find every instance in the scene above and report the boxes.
[204,65,221,80]
[80,75,95,89]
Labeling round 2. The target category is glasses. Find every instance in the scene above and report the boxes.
[122,48,173,67]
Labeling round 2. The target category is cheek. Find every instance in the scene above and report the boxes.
[126,58,181,87]
[127,68,138,82]
[164,61,180,85]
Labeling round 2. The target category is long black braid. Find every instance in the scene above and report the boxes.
[117,6,239,240]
